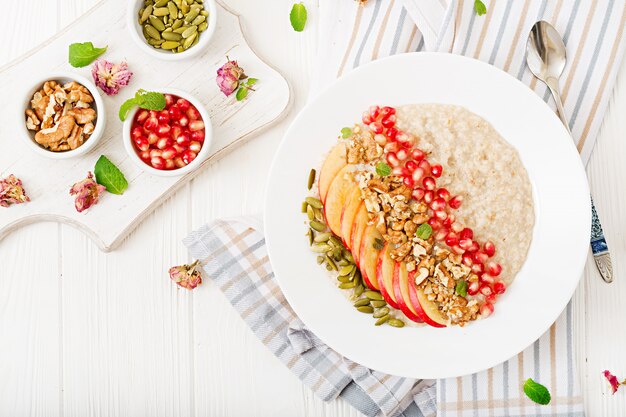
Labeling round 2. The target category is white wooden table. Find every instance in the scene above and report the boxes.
[1,1,625,416]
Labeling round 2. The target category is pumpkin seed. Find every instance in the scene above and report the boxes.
[149,15,166,31]
[162,31,182,41]
[307,229,314,246]
[388,319,405,328]
[373,237,385,251]
[371,300,387,308]
[198,21,208,32]
[337,275,352,283]
[343,251,354,264]
[357,306,374,314]
[305,197,323,209]
[314,232,331,243]
[301,201,308,213]
[353,299,371,307]
[339,265,355,276]
[316,256,324,265]
[153,6,170,16]
[200,9,209,16]
[306,205,315,221]
[307,169,316,190]
[191,15,206,25]
[332,248,342,261]
[173,26,188,34]
[339,281,356,289]
[375,315,390,326]
[184,6,201,22]
[140,5,153,23]
[309,221,326,232]
[337,259,350,266]
[364,291,383,301]
[353,283,364,298]
[147,39,163,47]
[329,236,343,248]
[182,25,197,38]
[325,256,337,271]
[183,32,197,49]
[373,307,390,318]
[314,208,324,221]
[326,263,333,271]
[168,1,178,18]
[144,24,162,40]
[155,0,169,6]
[311,243,331,253]
[172,19,183,29]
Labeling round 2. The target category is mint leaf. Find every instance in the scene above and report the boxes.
[118,98,137,121]
[94,156,128,195]
[135,90,166,110]
[340,127,353,139]
[474,0,487,16]
[246,78,258,86]
[69,42,107,67]
[290,3,307,32]
[455,280,467,297]
[236,87,249,101]
[415,223,433,240]
[523,378,551,405]
[376,162,391,177]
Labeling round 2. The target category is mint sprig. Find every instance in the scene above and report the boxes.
[69,42,107,67]
[340,127,353,139]
[235,78,259,102]
[523,378,551,405]
[119,89,166,121]
[474,0,487,16]
[455,280,467,297]
[290,3,307,32]
[94,155,128,195]
[415,223,433,240]
[376,162,391,177]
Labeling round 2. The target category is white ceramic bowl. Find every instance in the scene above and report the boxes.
[127,0,217,61]
[20,72,106,160]
[122,88,212,177]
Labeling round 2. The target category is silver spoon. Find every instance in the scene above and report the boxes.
[526,20,613,283]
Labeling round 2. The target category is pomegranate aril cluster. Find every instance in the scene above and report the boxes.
[131,94,205,170]
[366,104,506,315]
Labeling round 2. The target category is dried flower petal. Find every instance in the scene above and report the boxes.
[169,260,203,290]
[0,175,30,207]
[603,370,621,394]
[92,59,133,96]
[69,171,106,213]
[216,58,246,96]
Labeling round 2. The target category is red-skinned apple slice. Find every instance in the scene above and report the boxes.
[318,143,347,203]
[392,263,423,323]
[323,166,357,237]
[340,188,363,247]
[350,206,368,266]
[375,244,401,309]
[407,280,447,328]
[358,225,382,290]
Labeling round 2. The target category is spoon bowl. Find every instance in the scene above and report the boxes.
[526,20,567,83]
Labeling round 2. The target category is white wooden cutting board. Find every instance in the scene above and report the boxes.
[0,0,290,251]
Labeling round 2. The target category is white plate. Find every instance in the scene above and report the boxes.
[264,53,590,379]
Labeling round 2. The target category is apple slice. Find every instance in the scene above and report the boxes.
[323,166,357,237]
[318,143,347,203]
[408,281,447,328]
[375,244,401,309]
[340,188,363,247]
[350,206,369,266]
[392,263,423,323]
[358,225,382,290]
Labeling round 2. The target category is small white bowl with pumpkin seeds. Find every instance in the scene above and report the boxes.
[128,0,217,60]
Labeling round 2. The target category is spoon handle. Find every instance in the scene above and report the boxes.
[546,76,613,283]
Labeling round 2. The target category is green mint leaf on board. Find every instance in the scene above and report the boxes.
[523,378,551,405]
[474,0,487,16]
[290,3,307,32]
[455,280,468,297]
[118,98,137,121]
[246,78,258,86]
[341,127,353,138]
[236,87,249,101]
[135,90,166,111]
[415,223,433,240]
[94,156,128,195]
[68,42,107,67]
[376,161,391,177]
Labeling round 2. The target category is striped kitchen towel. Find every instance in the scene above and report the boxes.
[185,219,583,416]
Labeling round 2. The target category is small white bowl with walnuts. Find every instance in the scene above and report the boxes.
[22,72,105,159]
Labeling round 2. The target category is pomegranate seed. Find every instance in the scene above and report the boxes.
[156,124,171,137]
[442,213,455,227]
[158,110,170,124]
[468,241,480,252]
[480,284,493,297]
[494,281,506,295]
[191,130,205,143]
[165,159,175,170]
[480,303,494,318]
[427,217,441,230]
[179,116,189,127]
[405,160,418,172]
[403,176,414,188]
[174,157,185,168]
[451,222,464,233]
[485,293,497,303]
[182,150,197,165]
[452,245,465,255]
[165,94,175,106]
[177,98,190,111]
[189,120,205,131]
[396,148,408,161]
[374,134,387,146]
[386,127,398,141]
[384,141,399,153]
[418,159,431,174]
[436,188,450,200]
[161,147,177,160]
[411,148,425,161]
[369,122,384,134]
[412,167,425,182]
[487,262,502,277]
[462,253,473,266]
[173,144,185,154]
[435,228,449,241]
[484,241,496,257]
[472,262,484,274]
[157,137,169,150]
[176,133,190,146]
[412,188,425,201]
[135,137,150,152]
[170,125,182,139]
[136,110,149,124]
[131,127,143,139]
[380,106,395,117]
[139,151,150,161]
[480,274,495,284]
[362,112,373,124]
[187,106,200,121]
[434,210,448,221]
[396,132,415,147]
[369,105,380,118]
[449,195,463,209]
[445,232,459,247]
[149,148,162,158]
[381,114,396,128]
[459,238,474,251]
[473,250,489,264]
[431,164,443,178]
[386,152,400,167]
[431,197,446,211]
[144,116,158,131]
[459,228,473,240]
[422,176,436,190]
[189,141,202,153]
[168,106,182,120]
[423,190,434,204]
[467,281,480,296]
[392,166,409,176]
[151,156,165,170]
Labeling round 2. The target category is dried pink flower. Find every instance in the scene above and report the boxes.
[603,370,622,394]
[92,59,133,96]
[0,174,30,208]
[69,172,106,213]
[216,58,246,96]
[169,260,203,290]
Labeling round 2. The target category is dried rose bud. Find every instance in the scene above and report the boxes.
[603,370,622,394]
[92,59,133,96]
[69,172,106,213]
[0,174,30,208]
[169,260,203,290]
[216,58,246,96]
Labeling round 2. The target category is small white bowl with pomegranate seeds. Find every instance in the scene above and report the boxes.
[123,89,212,176]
